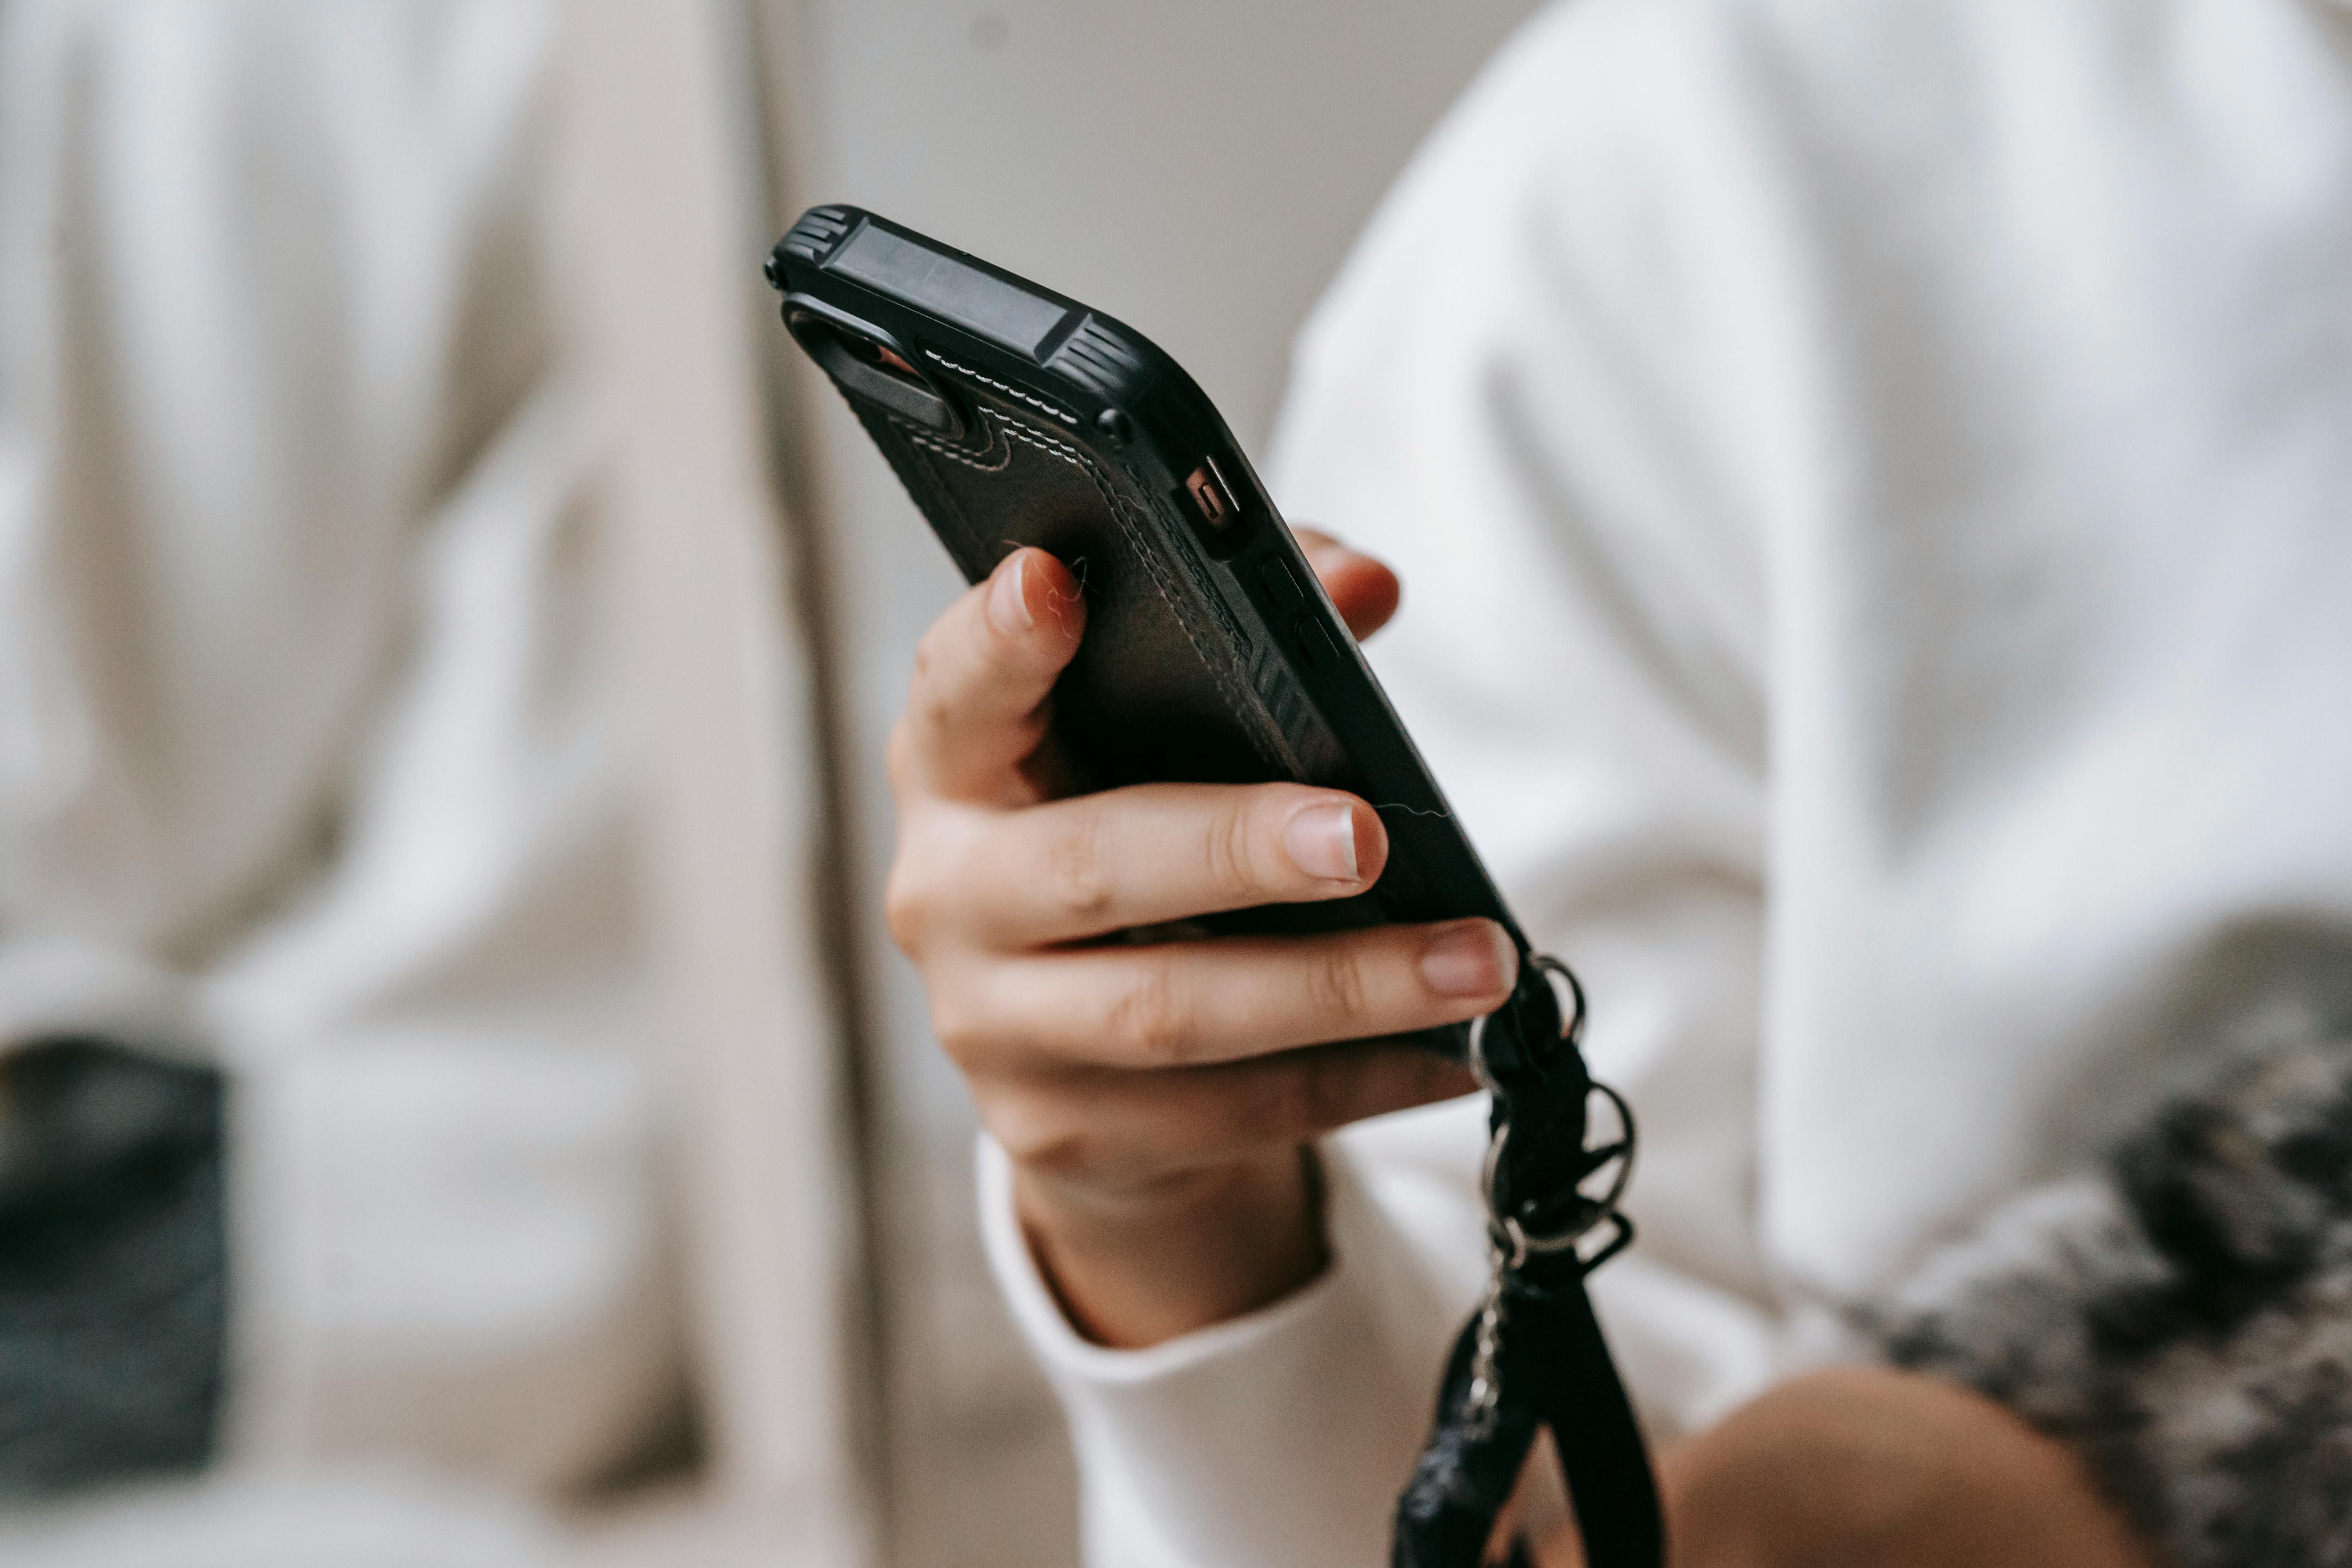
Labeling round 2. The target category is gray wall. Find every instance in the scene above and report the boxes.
[757,4,1553,1562]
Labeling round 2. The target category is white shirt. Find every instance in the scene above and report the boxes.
[980,0,2352,1562]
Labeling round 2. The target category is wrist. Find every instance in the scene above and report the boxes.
[1012,1146,1327,1348]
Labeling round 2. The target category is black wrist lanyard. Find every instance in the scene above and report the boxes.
[1392,957,1664,1568]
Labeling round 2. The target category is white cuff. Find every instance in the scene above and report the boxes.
[978,1104,1489,1568]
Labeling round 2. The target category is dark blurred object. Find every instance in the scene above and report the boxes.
[0,1040,225,1496]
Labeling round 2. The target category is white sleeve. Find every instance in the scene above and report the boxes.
[981,1102,1492,1568]
[987,2,1798,1562]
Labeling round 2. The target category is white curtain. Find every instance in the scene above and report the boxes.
[0,1,868,1562]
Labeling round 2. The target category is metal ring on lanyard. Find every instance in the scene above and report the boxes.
[1465,956,1638,1271]
[1399,955,1663,1568]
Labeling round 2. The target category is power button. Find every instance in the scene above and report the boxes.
[1293,616,1342,670]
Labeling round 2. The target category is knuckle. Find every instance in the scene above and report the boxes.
[1005,1123,1096,1181]
[906,627,964,726]
[909,626,942,687]
[882,861,933,954]
[1105,959,1194,1063]
[883,815,964,954]
[1012,704,1051,760]
[1303,942,1375,1029]
[1202,795,1261,893]
[974,1084,1099,1178]
[926,984,990,1067]
[913,689,958,745]
[1044,809,1116,925]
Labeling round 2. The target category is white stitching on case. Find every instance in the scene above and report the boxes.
[922,351,1083,425]
[997,419,1087,464]
[889,407,1296,779]
[901,409,1087,474]
[900,417,1014,473]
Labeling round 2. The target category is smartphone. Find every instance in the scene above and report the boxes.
[768,205,1561,1068]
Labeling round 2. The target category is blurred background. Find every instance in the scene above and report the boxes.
[0,1,1546,1563]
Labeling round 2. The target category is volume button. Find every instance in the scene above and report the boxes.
[1294,617,1341,670]
[1261,559,1307,610]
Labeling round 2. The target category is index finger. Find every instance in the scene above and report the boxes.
[895,548,1086,804]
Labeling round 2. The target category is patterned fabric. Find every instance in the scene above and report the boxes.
[1875,1034,2352,1568]
[0,1039,224,1495]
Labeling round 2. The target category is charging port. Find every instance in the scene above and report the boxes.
[1186,461,1234,529]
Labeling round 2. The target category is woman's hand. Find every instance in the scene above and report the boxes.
[885,532,1503,1348]
[1534,1367,2154,1568]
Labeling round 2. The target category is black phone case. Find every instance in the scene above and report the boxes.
[769,206,1559,1062]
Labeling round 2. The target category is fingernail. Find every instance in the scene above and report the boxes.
[987,554,1034,633]
[1284,800,1359,882]
[1421,921,1515,998]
